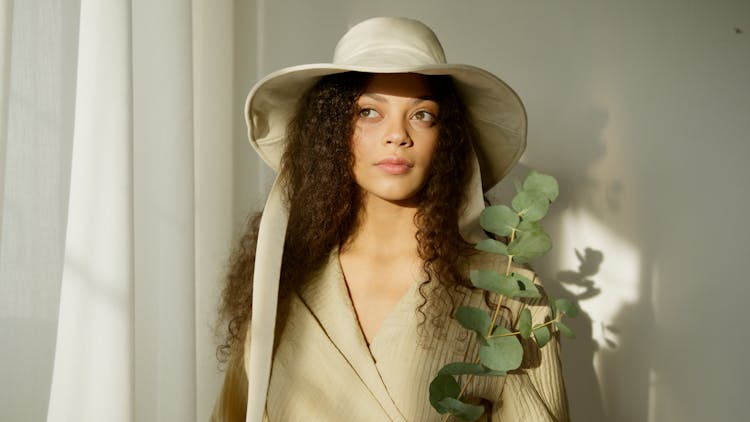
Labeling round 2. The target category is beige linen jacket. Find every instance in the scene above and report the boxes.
[211,249,569,421]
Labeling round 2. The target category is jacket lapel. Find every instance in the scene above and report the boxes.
[298,250,406,421]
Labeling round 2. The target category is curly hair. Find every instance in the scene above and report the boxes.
[217,72,478,361]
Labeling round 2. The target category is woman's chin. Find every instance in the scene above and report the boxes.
[361,189,423,208]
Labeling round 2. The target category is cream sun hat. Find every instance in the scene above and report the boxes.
[243,16,527,422]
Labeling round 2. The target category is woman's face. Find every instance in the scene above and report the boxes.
[351,73,439,206]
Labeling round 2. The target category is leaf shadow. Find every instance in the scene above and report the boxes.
[548,247,608,421]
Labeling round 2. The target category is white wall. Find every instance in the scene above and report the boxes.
[228,1,750,421]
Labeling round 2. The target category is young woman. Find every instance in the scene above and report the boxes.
[213,17,569,421]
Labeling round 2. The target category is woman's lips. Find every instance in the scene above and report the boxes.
[375,157,413,175]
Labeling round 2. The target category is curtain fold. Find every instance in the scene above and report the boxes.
[47,0,134,419]
[192,1,236,419]
[131,0,196,420]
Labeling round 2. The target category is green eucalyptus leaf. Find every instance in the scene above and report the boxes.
[514,179,523,193]
[429,373,461,414]
[479,327,523,372]
[554,298,579,317]
[479,366,507,376]
[510,272,541,298]
[475,239,509,256]
[439,362,489,376]
[438,362,508,378]
[556,321,576,338]
[471,270,518,297]
[511,190,550,222]
[455,306,491,336]
[497,274,527,298]
[437,397,485,421]
[475,332,489,347]
[479,205,519,237]
[472,270,540,298]
[523,170,559,202]
[508,230,552,263]
[518,308,532,339]
[533,325,551,347]
[517,219,542,233]
[470,269,501,292]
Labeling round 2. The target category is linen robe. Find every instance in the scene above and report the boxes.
[211,249,569,421]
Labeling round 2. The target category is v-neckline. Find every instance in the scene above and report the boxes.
[367,275,419,350]
[337,248,423,349]
[297,248,409,421]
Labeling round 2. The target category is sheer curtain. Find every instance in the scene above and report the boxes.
[0,1,80,421]
[0,1,237,420]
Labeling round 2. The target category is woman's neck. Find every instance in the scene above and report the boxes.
[343,194,420,258]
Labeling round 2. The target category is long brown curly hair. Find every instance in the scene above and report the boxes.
[217,72,478,361]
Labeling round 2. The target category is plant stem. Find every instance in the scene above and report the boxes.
[487,229,516,335]
[487,316,561,339]
[506,228,517,275]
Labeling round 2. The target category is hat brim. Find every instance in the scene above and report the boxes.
[245,62,527,191]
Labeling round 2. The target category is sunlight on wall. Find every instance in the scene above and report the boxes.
[557,207,644,418]
[559,209,639,350]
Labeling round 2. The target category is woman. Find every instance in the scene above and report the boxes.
[213,17,569,421]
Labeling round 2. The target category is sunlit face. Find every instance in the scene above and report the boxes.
[351,73,439,207]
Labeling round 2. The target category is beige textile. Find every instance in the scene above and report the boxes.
[212,249,569,421]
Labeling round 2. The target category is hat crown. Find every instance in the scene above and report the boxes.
[333,17,447,68]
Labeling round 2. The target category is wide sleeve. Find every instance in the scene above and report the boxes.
[210,351,249,422]
[491,279,570,421]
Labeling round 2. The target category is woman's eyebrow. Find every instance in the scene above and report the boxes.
[360,93,387,102]
[360,93,437,104]
[413,95,437,104]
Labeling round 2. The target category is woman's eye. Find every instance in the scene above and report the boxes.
[358,108,381,118]
[412,110,436,122]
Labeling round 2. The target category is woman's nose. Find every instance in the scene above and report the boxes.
[383,117,413,147]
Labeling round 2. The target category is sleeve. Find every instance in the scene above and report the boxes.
[210,352,249,422]
[491,277,570,421]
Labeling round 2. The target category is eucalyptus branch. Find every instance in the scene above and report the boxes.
[428,171,578,421]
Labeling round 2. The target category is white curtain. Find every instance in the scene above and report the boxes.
[0,1,80,421]
[0,1,239,420]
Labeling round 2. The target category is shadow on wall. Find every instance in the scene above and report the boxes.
[548,248,607,422]
[548,245,655,422]
[548,243,656,422]
[599,255,656,422]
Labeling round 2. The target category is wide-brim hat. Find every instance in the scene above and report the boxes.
[243,17,527,422]
[246,16,526,190]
